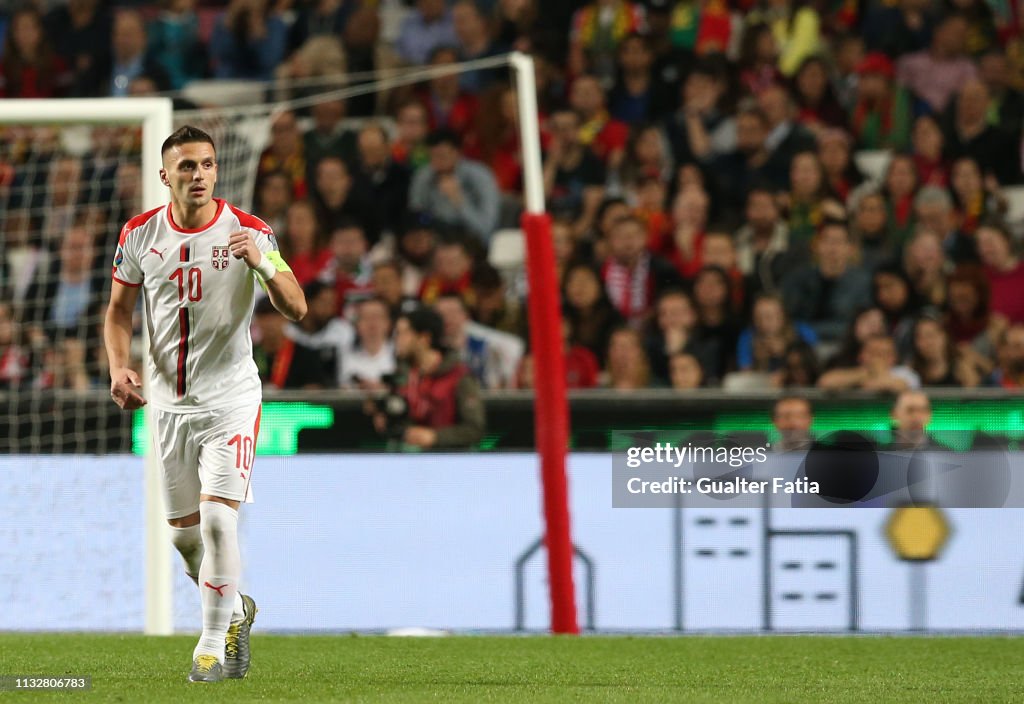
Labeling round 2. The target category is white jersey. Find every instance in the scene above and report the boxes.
[112,198,277,412]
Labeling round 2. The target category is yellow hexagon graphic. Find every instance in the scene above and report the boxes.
[886,506,950,561]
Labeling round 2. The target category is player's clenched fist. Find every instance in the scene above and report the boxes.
[228,229,262,268]
[110,367,147,411]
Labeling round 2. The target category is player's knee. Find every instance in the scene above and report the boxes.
[169,524,203,565]
[199,500,238,550]
[167,511,200,528]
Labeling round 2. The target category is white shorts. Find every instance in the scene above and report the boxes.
[153,403,261,520]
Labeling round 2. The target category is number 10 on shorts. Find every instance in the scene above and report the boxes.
[228,434,254,476]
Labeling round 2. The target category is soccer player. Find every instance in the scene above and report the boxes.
[104,126,307,683]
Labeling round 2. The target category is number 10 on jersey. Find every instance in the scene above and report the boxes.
[170,267,203,302]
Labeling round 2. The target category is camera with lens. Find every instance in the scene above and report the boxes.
[372,374,409,440]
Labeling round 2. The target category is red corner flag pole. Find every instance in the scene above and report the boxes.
[512,52,579,634]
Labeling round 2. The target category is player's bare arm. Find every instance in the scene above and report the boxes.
[104,281,147,411]
[228,229,307,321]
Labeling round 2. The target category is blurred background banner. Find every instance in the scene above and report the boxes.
[4,452,1024,633]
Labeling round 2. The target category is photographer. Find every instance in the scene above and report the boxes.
[370,306,485,449]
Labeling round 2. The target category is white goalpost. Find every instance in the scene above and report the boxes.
[0,97,175,635]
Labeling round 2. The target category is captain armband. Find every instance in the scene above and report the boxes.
[254,251,292,282]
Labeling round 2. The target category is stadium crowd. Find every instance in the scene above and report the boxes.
[4,0,1024,396]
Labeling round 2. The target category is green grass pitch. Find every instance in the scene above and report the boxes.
[3,633,1023,703]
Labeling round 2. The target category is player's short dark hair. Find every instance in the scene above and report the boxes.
[161,125,215,156]
[401,306,446,351]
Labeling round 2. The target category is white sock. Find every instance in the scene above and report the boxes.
[193,502,241,663]
[171,523,245,620]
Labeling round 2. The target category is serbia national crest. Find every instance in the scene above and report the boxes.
[212,245,230,270]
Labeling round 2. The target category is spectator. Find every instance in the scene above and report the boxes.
[738,23,782,96]
[563,261,624,364]
[381,306,485,448]
[340,297,397,390]
[664,59,736,168]
[0,303,29,390]
[978,49,1024,145]
[36,337,91,391]
[419,238,476,306]
[435,293,523,389]
[944,264,994,348]
[322,219,374,313]
[825,305,888,369]
[275,36,347,105]
[765,0,823,77]
[409,129,500,243]
[41,155,83,249]
[793,56,847,131]
[888,389,940,450]
[210,0,287,81]
[280,200,332,286]
[602,327,651,390]
[910,113,949,188]
[545,109,608,239]
[949,156,1005,236]
[105,10,170,97]
[902,227,950,307]
[873,265,923,358]
[758,82,817,184]
[23,223,104,338]
[451,0,501,94]
[782,220,872,342]
[912,186,970,264]
[471,264,524,338]
[601,215,680,326]
[0,7,71,98]
[692,265,741,381]
[659,184,709,278]
[992,323,1024,388]
[288,0,355,55]
[352,123,412,238]
[252,297,332,389]
[2,210,48,312]
[771,395,813,452]
[817,333,920,391]
[737,293,818,372]
[618,123,674,193]
[897,13,977,114]
[285,280,349,385]
[371,260,420,320]
[862,0,932,58]
[736,186,802,298]
[394,212,439,296]
[976,221,1024,324]
[570,74,630,168]
[776,340,821,387]
[817,128,862,203]
[945,79,1019,185]
[850,52,911,150]
[147,0,206,90]
[415,46,479,138]
[463,85,523,195]
[258,112,308,200]
[851,189,895,271]
[45,0,112,97]
[391,100,431,170]
[668,351,704,390]
[303,99,358,182]
[312,156,379,242]
[395,0,457,66]
[882,153,920,245]
[955,0,998,56]
[713,105,777,205]
[609,34,674,124]
[568,0,644,82]
[786,150,833,246]
[254,170,293,236]
[340,11,391,116]
[910,314,982,387]
[645,288,713,383]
